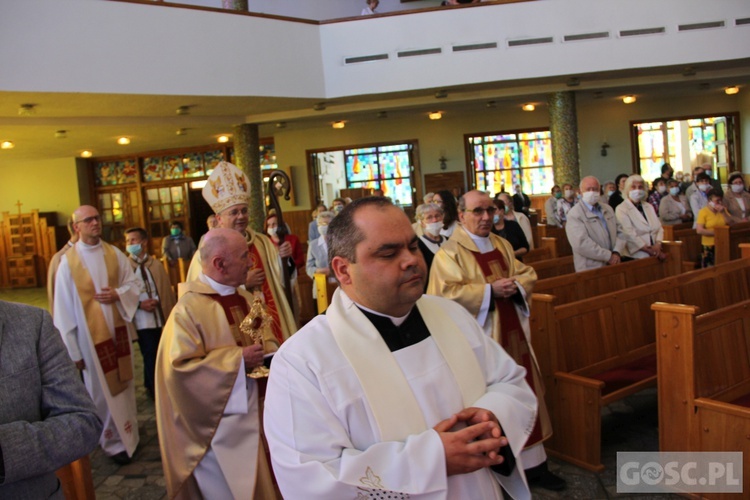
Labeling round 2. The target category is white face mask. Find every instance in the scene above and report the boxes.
[629,189,645,202]
[731,184,745,194]
[669,187,680,196]
[708,201,721,211]
[582,191,599,206]
[424,222,443,236]
[607,190,615,197]
[267,227,277,236]
[657,185,667,194]
[564,189,574,198]
[317,225,328,237]
[698,183,711,192]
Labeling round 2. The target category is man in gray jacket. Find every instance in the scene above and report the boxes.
[565,176,627,272]
[0,300,101,498]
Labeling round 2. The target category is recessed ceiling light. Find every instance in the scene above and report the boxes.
[428,111,443,120]
[377,111,388,119]
[218,135,230,143]
[435,90,448,99]
[313,103,327,111]
[1,141,15,150]
[18,104,35,116]
[176,106,191,115]
[725,86,740,95]
[117,137,131,145]
[55,130,67,139]
[275,122,287,129]
[522,103,535,112]
[622,95,637,104]
[332,121,346,129]
[81,150,93,158]
[176,128,187,136]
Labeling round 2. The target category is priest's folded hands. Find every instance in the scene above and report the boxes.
[434,406,508,476]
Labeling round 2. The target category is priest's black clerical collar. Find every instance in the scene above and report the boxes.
[357,306,431,352]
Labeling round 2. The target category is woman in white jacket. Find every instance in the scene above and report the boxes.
[616,174,666,260]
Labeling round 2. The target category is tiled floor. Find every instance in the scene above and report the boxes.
[1,287,677,499]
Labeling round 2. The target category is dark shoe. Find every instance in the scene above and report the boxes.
[526,461,566,491]
[110,451,132,465]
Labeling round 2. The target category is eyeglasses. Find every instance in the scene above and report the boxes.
[77,215,101,224]
[464,206,498,216]
[223,207,249,217]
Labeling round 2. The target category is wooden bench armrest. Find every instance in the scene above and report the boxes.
[695,397,750,419]
[554,371,605,389]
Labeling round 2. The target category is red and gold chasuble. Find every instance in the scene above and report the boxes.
[470,248,551,447]
[206,293,250,347]
[248,244,285,345]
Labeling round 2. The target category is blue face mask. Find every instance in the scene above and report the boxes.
[669,187,680,196]
[127,244,142,256]
[493,213,501,224]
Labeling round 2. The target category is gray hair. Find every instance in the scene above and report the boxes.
[623,174,646,195]
[423,192,435,204]
[327,197,392,267]
[316,210,334,225]
[458,190,491,212]
[415,203,443,222]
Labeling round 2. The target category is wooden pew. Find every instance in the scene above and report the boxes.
[537,224,572,257]
[55,455,95,500]
[662,221,701,272]
[528,211,539,249]
[715,221,750,264]
[654,299,750,498]
[523,237,556,264]
[529,255,575,281]
[544,258,750,471]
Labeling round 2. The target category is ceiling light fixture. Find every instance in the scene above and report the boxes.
[725,86,740,95]
[332,121,346,129]
[622,95,637,104]
[1,141,15,150]
[522,103,535,112]
[377,111,388,119]
[275,122,287,129]
[117,137,131,145]
[18,104,36,116]
[313,103,327,111]
[486,101,497,108]
[55,130,67,139]
[428,111,443,120]
[435,90,448,99]
[176,128,187,136]
[217,135,230,143]
[80,150,93,158]
[176,106,191,115]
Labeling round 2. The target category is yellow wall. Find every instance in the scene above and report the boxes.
[0,157,81,222]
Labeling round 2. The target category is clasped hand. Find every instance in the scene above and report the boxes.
[491,278,517,299]
[94,287,120,304]
[435,407,509,476]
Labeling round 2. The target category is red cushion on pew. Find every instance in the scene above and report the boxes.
[730,393,750,408]
[590,354,657,396]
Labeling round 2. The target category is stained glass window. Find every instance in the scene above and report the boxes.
[467,130,553,195]
[343,144,414,206]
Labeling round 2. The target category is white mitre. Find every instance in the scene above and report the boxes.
[202,161,251,214]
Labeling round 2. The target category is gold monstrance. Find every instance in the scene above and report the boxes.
[239,296,273,379]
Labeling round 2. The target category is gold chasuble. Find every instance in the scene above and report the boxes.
[67,242,132,396]
[155,280,277,499]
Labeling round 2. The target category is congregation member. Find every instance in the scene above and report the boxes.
[306,210,335,307]
[265,197,537,499]
[434,189,459,237]
[491,199,529,261]
[684,166,705,200]
[124,227,176,399]
[47,217,78,310]
[616,175,666,260]
[724,172,750,221]
[361,0,378,15]
[607,173,629,210]
[265,212,305,323]
[428,190,565,491]
[696,154,723,195]
[54,205,140,465]
[197,214,218,246]
[556,183,577,226]
[308,203,327,241]
[647,178,668,213]
[659,179,693,226]
[186,161,297,344]
[423,192,435,204]
[565,176,626,272]
[512,183,531,216]
[0,300,102,498]
[689,172,713,228]
[331,197,346,215]
[156,228,278,499]
[696,189,734,268]
[497,192,533,249]
[161,221,196,266]
[654,162,674,185]
[602,181,616,205]
[415,202,446,289]
[544,185,561,227]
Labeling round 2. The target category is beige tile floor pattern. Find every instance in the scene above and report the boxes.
[0,287,677,499]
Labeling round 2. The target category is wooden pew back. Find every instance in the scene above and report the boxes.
[524,237,556,264]
[715,221,750,264]
[662,221,701,271]
[537,224,572,257]
[529,255,575,280]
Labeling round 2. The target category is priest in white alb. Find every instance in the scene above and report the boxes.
[53,205,140,464]
[264,197,537,499]
[155,228,278,499]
